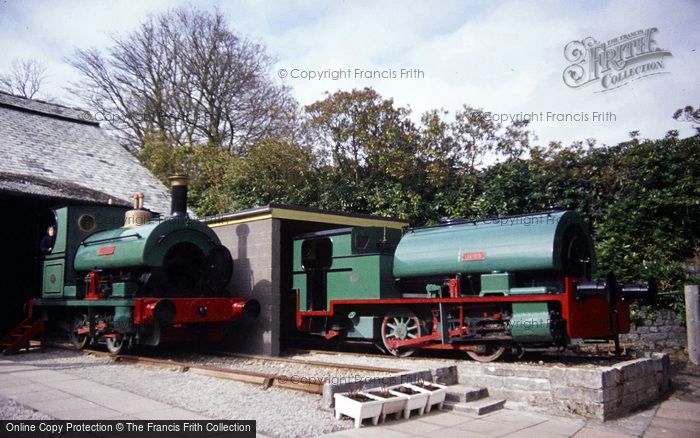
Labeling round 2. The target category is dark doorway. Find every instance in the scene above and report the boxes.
[0,194,59,334]
[301,238,332,311]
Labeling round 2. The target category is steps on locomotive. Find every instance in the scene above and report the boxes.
[0,318,45,355]
[443,384,505,415]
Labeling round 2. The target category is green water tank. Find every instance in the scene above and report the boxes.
[393,210,595,278]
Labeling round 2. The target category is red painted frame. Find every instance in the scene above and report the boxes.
[133,297,249,326]
[295,276,631,348]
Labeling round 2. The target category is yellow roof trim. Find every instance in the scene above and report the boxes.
[206,208,407,229]
[270,208,407,229]
[208,213,273,228]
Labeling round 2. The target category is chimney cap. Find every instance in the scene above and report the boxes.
[168,175,190,186]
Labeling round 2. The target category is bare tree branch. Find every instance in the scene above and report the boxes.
[0,58,48,99]
[65,6,297,154]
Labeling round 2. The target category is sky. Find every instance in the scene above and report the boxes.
[0,0,698,147]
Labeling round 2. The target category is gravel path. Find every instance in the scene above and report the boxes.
[0,395,54,421]
[2,350,353,437]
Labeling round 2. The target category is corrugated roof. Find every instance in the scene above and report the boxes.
[0,92,171,214]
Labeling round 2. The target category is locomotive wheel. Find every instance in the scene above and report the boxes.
[69,314,89,350]
[381,308,422,357]
[466,345,507,362]
[105,336,125,355]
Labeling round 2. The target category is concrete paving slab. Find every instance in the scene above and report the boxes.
[383,418,449,435]
[82,394,171,413]
[319,431,362,438]
[644,425,699,438]
[480,409,550,427]
[656,400,700,414]
[438,428,487,438]
[653,407,700,422]
[573,426,635,438]
[418,411,473,427]
[50,406,122,420]
[519,418,586,436]
[69,386,138,401]
[41,378,99,393]
[440,418,522,437]
[10,389,74,404]
[333,426,411,438]
[13,370,83,383]
[649,417,700,433]
[0,382,48,396]
[132,407,210,420]
[0,372,28,382]
[502,428,569,438]
[23,396,102,414]
[102,415,142,421]
[0,363,37,373]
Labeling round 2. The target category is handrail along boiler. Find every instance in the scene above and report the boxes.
[32,176,259,354]
[292,210,655,361]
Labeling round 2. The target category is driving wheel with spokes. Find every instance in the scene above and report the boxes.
[69,313,89,350]
[466,344,507,362]
[381,307,422,357]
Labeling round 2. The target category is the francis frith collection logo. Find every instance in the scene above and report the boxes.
[563,28,672,92]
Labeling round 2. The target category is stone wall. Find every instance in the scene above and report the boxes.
[621,309,687,351]
[456,353,670,420]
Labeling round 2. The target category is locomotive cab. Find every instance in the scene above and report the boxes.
[41,205,130,298]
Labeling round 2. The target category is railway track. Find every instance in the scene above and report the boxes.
[44,342,404,395]
[285,346,463,362]
[286,343,634,365]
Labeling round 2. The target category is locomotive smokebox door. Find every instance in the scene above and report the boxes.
[205,245,234,292]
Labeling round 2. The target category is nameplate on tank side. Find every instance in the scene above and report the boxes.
[98,245,116,256]
[462,252,486,262]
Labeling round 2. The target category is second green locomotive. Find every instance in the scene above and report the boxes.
[292,210,655,361]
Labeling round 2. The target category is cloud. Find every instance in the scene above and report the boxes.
[1,0,697,144]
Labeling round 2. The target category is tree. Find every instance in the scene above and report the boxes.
[0,58,47,99]
[673,105,700,135]
[449,106,532,173]
[226,140,318,210]
[67,6,296,153]
[139,133,235,216]
[304,88,430,220]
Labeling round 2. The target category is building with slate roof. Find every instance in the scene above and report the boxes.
[0,91,171,334]
[0,91,170,213]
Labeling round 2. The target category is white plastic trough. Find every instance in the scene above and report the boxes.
[365,390,409,422]
[406,382,447,413]
[390,384,431,418]
[333,392,383,428]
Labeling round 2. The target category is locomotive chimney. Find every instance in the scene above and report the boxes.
[168,175,189,217]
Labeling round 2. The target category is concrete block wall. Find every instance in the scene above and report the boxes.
[213,218,281,356]
[456,353,669,420]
